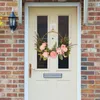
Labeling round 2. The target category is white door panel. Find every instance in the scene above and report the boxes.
[28,7,77,100]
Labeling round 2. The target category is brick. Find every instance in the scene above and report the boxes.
[13,71,24,74]
[95,17,100,20]
[81,62,94,66]
[97,49,100,52]
[82,98,94,100]
[82,80,94,84]
[95,35,100,39]
[18,93,24,97]
[6,57,18,61]
[13,44,24,48]
[88,58,100,61]
[0,3,5,6]
[88,67,100,70]
[0,35,12,38]
[0,89,3,92]
[6,2,18,6]
[0,67,5,70]
[0,71,11,74]
[13,53,24,56]
[0,75,5,79]
[81,71,94,75]
[82,89,94,93]
[0,80,12,84]
[89,12,100,16]
[95,7,100,11]
[81,76,87,79]
[81,35,94,38]
[88,76,100,79]
[0,62,5,65]
[95,26,100,29]
[6,67,17,70]
[0,44,11,47]
[13,62,24,65]
[81,58,87,61]
[18,75,24,79]
[13,80,24,83]
[82,94,87,98]
[18,67,24,70]
[88,31,100,34]
[94,62,100,66]
[7,93,17,97]
[0,58,5,61]
[82,53,88,57]
[95,44,100,48]
[13,35,24,38]
[7,49,17,52]
[88,17,94,20]
[0,40,5,43]
[0,49,5,52]
[88,94,100,98]
[82,26,94,30]
[81,67,87,70]
[7,84,17,88]
[0,30,5,34]
[95,71,100,75]
[95,81,100,84]
[0,84,5,88]
[95,90,100,93]
[88,8,94,11]
[81,85,87,89]
[88,53,94,57]
[6,75,18,79]
[88,85,100,89]
[0,99,11,100]
[81,44,94,48]
[19,49,24,52]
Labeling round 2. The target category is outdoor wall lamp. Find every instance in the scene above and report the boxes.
[8,9,17,32]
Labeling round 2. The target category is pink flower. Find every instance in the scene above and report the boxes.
[42,52,49,58]
[40,45,46,51]
[50,51,57,58]
[56,48,63,55]
[61,44,68,52]
[42,42,47,47]
[39,42,47,51]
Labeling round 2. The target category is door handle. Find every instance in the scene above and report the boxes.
[29,63,32,78]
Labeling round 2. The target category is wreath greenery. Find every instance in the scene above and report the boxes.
[34,30,74,61]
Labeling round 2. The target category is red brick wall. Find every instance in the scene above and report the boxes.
[0,1,24,100]
[0,0,100,100]
[81,0,100,100]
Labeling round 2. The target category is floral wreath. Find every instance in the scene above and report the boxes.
[35,29,74,61]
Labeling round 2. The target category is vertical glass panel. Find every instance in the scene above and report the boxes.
[58,16,69,69]
[37,16,47,69]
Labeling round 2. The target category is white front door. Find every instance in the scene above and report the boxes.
[28,7,78,100]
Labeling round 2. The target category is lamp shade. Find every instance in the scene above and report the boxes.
[8,11,17,31]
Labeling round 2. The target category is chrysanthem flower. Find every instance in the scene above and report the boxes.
[40,45,46,51]
[50,51,57,58]
[61,44,68,52]
[56,48,63,55]
[42,51,49,58]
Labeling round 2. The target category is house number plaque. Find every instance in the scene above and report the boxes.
[43,73,62,78]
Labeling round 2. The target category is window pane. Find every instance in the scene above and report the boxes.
[58,16,69,69]
[37,16,47,69]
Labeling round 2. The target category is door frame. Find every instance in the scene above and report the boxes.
[25,2,81,100]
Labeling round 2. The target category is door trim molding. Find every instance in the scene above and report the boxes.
[25,2,81,100]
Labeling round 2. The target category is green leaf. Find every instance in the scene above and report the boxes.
[59,55,63,60]
[43,57,47,61]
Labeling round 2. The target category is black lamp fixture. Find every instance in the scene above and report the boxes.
[8,9,17,31]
